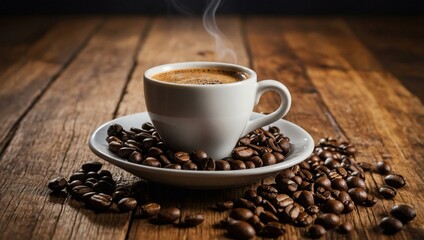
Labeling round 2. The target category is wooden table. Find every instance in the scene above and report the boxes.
[0,16,423,240]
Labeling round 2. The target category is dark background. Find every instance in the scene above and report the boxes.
[1,0,423,15]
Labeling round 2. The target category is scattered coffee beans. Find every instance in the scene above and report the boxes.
[157,207,181,224]
[379,217,404,235]
[391,205,416,223]
[384,174,406,188]
[376,161,391,175]
[48,177,68,192]
[227,220,256,239]
[379,186,397,199]
[181,213,205,227]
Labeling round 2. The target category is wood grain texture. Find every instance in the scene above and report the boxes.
[0,17,149,240]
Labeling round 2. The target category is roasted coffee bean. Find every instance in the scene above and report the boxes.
[315,213,340,229]
[216,201,234,211]
[379,217,404,235]
[100,176,115,186]
[292,176,303,186]
[48,177,68,192]
[376,161,391,175]
[93,180,115,195]
[280,204,300,222]
[273,194,294,208]
[67,180,83,192]
[337,222,353,234]
[98,170,112,178]
[215,160,231,170]
[108,141,122,153]
[84,180,96,189]
[89,193,112,211]
[164,164,182,170]
[384,174,406,188]
[297,190,314,207]
[136,203,161,218]
[71,185,93,198]
[157,207,181,224]
[227,220,256,239]
[262,200,278,215]
[294,212,313,226]
[244,161,256,169]
[331,178,348,191]
[343,200,355,214]
[391,204,416,223]
[190,150,208,163]
[257,185,278,200]
[248,215,265,232]
[82,161,102,172]
[348,187,368,203]
[173,152,190,164]
[127,151,142,164]
[358,162,372,172]
[233,146,254,160]
[81,191,97,203]
[107,124,123,137]
[147,147,162,156]
[112,190,130,203]
[141,138,156,149]
[314,176,331,190]
[231,160,246,170]
[106,136,122,143]
[277,138,290,154]
[276,178,298,194]
[182,213,204,227]
[70,172,86,182]
[117,197,137,212]
[141,122,154,130]
[205,158,216,171]
[259,211,279,223]
[238,137,251,146]
[273,152,285,163]
[307,205,320,215]
[379,186,397,199]
[346,176,367,189]
[363,195,377,207]
[142,157,161,168]
[323,199,344,214]
[182,161,198,170]
[299,169,313,181]
[262,152,276,166]
[277,169,295,179]
[86,171,100,179]
[234,198,255,210]
[308,224,326,238]
[230,208,254,221]
[262,221,286,237]
[244,190,257,200]
[324,158,341,169]
[248,156,263,168]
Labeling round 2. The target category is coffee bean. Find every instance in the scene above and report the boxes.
[67,180,83,192]
[277,169,295,179]
[93,180,115,195]
[279,204,300,222]
[276,178,298,194]
[363,195,377,207]
[142,157,161,168]
[294,212,313,226]
[205,158,216,171]
[297,190,314,207]
[112,190,130,203]
[277,138,290,154]
[157,207,181,224]
[273,152,285,163]
[376,161,391,175]
[257,185,278,200]
[100,176,115,186]
[215,160,230,170]
[230,208,254,221]
[259,211,279,223]
[343,200,355,214]
[117,147,135,159]
[358,162,372,172]
[292,176,303,185]
[129,151,143,164]
[98,170,112,178]
[314,176,331,190]
[81,191,97,203]
[379,186,397,199]
[238,137,251,146]
[82,161,102,172]
[323,199,344,214]
[330,178,347,192]
[227,220,256,239]
[136,203,161,218]
[384,174,406,188]
[248,215,265,232]
[379,217,403,235]
[230,160,246,170]
[71,185,93,198]
[141,122,154,130]
[216,201,234,211]
[164,164,181,170]
[191,150,208,163]
[315,213,340,229]
[262,152,276,166]
[307,205,320,215]
[262,221,286,237]
[299,169,313,181]
[348,187,368,203]
[106,136,122,143]
[117,197,137,212]
[391,204,416,223]
[89,193,112,211]
[234,198,255,210]
[141,138,156,149]
[346,176,367,189]
[70,172,86,182]
[308,224,326,238]
[48,177,68,192]
[337,222,353,234]
[233,146,254,160]
[248,156,263,168]
[182,213,204,227]
[86,171,100,179]
[107,124,123,137]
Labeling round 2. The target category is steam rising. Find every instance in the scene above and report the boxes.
[203,0,237,63]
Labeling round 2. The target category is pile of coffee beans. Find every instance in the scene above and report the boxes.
[215,137,415,238]
[105,123,290,170]
[48,162,203,227]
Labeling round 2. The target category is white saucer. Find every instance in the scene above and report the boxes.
[88,112,314,189]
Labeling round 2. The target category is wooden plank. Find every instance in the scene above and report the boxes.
[122,16,252,240]
[280,18,424,239]
[0,17,149,240]
[0,17,101,155]
[347,17,424,102]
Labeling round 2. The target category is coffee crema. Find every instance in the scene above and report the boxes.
[152,68,249,85]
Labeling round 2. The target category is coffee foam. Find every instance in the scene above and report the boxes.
[152,68,248,85]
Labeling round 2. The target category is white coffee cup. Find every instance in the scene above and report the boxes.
[144,62,291,160]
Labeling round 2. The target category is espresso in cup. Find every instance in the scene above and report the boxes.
[152,68,249,85]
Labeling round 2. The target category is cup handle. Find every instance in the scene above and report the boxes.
[241,80,291,136]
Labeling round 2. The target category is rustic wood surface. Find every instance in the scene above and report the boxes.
[0,16,423,240]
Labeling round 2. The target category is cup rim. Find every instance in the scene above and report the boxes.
[144,61,257,87]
